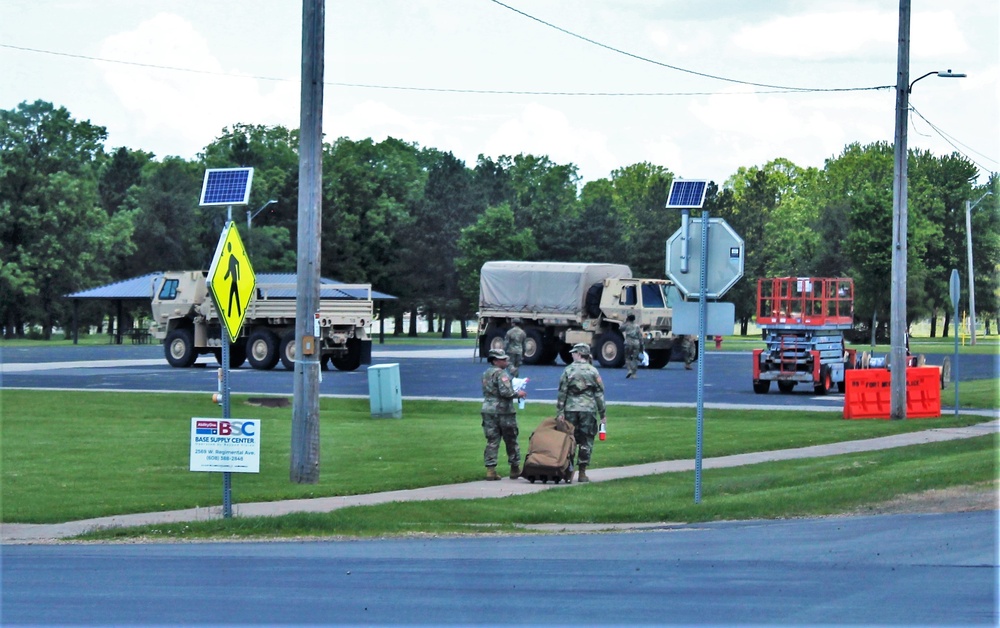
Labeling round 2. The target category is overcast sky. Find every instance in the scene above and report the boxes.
[2,0,996,185]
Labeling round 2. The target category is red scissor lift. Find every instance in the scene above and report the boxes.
[752,277,856,395]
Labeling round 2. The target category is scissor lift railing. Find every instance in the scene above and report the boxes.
[753,277,856,395]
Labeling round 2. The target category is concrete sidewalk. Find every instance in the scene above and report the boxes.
[3,416,997,544]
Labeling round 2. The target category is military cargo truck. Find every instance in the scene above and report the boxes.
[150,270,373,371]
[477,261,692,368]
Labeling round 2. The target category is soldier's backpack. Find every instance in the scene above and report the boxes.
[520,417,576,484]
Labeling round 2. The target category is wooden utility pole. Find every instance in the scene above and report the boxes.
[291,0,324,483]
[889,0,909,420]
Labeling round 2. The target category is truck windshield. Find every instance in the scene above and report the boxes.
[641,283,666,308]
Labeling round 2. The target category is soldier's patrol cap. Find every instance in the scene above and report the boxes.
[487,349,509,361]
[569,343,591,356]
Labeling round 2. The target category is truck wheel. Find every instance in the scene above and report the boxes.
[331,338,363,371]
[595,332,625,368]
[247,329,280,370]
[212,340,247,369]
[522,329,544,365]
[279,331,296,370]
[753,380,771,394]
[645,349,670,369]
[814,365,831,395]
[164,328,196,368]
[485,328,507,354]
[539,337,560,365]
[558,343,574,365]
[777,381,795,394]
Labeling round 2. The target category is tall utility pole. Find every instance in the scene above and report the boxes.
[889,0,910,420]
[967,191,993,346]
[291,0,324,483]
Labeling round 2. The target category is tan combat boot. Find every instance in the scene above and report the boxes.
[577,465,589,483]
[485,466,499,481]
[509,464,521,479]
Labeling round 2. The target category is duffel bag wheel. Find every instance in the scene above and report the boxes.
[526,475,536,484]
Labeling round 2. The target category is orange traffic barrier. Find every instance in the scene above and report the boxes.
[843,367,941,420]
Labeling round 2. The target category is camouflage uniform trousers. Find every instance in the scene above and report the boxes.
[506,350,523,378]
[481,412,520,468]
[680,335,695,367]
[563,410,598,467]
[624,340,642,377]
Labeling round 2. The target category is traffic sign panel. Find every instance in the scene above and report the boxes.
[207,222,256,343]
[665,217,744,299]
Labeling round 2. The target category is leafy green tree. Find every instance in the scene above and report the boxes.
[0,100,131,338]
[607,162,675,277]
[455,203,537,312]
[575,178,626,264]
[405,149,484,337]
[201,124,300,272]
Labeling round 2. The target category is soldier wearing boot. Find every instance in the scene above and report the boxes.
[555,343,606,483]
[504,319,526,377]
[481,349,526,480]
[621,314,643,379]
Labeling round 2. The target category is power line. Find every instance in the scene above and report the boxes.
[488,0,891,93]
[1,42,887,97]
[910,103,998,175]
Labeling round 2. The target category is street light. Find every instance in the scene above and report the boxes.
[247,199,278,232]
[890,1,966,419]
[966,191,993,345]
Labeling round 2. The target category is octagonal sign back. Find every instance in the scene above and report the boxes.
[665,217,744,299]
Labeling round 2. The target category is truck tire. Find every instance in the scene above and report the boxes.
[279,331,296,370]
[485,328,507,354]
[558,343,574,365]
[522,329,544,365]
[247,329,280,370]
[645,349,670,369]
[595,332,625,368]
[539,337,560,365]
[331,338,363,371]
[213,340,247,369]
[777,381,796,393]
[165,328,197,368]
[753,380,771,394]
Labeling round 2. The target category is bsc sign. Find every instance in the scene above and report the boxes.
[207,222,256,343]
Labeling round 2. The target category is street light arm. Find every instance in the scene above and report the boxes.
[250,199,278,222]
[908,69,966,93]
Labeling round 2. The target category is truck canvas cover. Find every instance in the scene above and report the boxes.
[479,261,631,314]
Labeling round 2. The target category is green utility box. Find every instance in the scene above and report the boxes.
[367,363,402,418]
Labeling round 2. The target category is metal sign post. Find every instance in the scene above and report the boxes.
[949,269,960,415]
[199,167,255,519]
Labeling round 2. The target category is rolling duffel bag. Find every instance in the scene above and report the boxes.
[520,417,575,484]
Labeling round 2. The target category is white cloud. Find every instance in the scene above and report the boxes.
[732,10,967,60]
[97,13,297,157]
[481,103,617,181]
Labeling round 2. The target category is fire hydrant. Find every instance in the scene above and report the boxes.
[714,335,723,349]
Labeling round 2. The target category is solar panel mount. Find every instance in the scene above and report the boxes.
[665,179,708,209]
[200,168,255,206]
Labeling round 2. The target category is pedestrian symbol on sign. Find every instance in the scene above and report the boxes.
[207,222,256,343]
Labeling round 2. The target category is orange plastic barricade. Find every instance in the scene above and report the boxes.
[843,367,941,419]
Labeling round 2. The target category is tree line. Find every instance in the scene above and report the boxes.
[1,99,997,340]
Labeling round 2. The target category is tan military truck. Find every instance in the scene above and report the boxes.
[150,270,373,371]
[477,261,693,368]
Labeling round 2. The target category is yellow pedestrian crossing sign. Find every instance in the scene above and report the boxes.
[207,222,256,343]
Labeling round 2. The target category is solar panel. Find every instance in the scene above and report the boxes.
[199,168,255,206]
[665,179,708,209]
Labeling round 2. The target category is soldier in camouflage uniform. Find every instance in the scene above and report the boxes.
[555,343,606,483]
[504,319,526,377]
[481,348,526,480]
[621,314,643,379]
[679,335,696,370]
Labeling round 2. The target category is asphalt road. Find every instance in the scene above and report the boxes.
[3,342,997,409]
[3,511,996,625]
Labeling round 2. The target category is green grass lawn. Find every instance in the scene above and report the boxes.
[2,388,996,534]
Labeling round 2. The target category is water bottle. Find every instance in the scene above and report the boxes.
[518,398,525,410]
[599,422,606,441]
